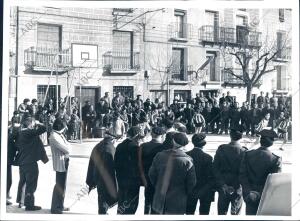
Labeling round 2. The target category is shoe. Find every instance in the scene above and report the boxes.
[18,203,24,208]
[25,205,42,211]
[63,207,70,211]
[51,210,63,214]
[6,200,12,205]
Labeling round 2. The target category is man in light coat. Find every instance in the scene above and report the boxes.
[148,132,196,214]
[49,119,71,214]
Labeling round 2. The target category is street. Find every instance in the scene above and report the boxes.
[6,134,293,215]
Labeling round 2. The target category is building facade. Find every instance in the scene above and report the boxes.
[9,7,292,117]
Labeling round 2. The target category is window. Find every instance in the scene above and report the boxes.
[205,10,219,41]
[172,48,185,81]
[37,24,61,51]
[279,9,285,22]
[112,30,134,69]
[276,66,287,90]
[37,85,61,104]
[206,51,217,81]
[236,15,249,45]
[174,10,186,38]
[174,90,191,103]
[113,86,134,99]
[277,31,287,58]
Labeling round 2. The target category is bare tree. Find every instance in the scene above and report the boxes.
[220,28,291,105]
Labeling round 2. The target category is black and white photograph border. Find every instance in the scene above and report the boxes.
[1,0,300,220]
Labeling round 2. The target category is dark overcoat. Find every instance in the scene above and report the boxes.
[149,149,196,214]
[86,137,118,207]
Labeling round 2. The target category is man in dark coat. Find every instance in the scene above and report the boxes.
[86,132,118,214]
[229,102,241,129]
[139,126,166,214]
[249,103,262,136]
[213,127,247,215]
[183,103,195,134]
[210,102,221,134]
[149,132,196,214]
[240,129,282,215]
[257,91,265,107]
[219,102,230,135]
[186,133,215,215]
[82,101,92,137]
[15,117,48,211]
[114,126,143,214]
[225,91,233,106]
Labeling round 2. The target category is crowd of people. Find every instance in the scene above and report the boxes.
[6,90,290,215]
[10,90,292,143]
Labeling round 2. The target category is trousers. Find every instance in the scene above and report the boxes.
[20,162,39,208]
[186,196,212,215]
[51,158,69,213]
[144,184,155,214]
[7,164,12,196]
[217,189,243,215]
[117,185,140,215]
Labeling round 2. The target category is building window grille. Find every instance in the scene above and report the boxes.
[113,86,134,99]
[37,85,61,104]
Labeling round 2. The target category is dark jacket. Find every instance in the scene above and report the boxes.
[114,138,141,187]
[141,140,164,183]
[86,137,118,207]
[186,147,215,202]
[15,125,47,165]
[7,127,19,166]
[239,147,282,197]
[213,142,247,189]
[149,149,196,214]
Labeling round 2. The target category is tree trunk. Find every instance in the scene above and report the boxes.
[246,84,253,106]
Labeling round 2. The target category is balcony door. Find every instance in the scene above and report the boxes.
[112,30,133,70]
[172,48,185,81]
[205,11,219,42]
[236,15,249,45]
[174,10,185,38]
[206,51,217,81]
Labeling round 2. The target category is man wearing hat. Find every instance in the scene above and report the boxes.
[27,99,39,118]
[114,126,143,214]
[186,133,215,215]
[18,98,30,121]
[15,117,48,211]
[240,129,282,215]
[86,131,118,214]
[149,132,196,214]
[139,126,166,214]
[213,126,247,215]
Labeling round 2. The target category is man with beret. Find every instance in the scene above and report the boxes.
[114,126,143,214]
[149,132,196,214]
[86,131,118,214]
[15,117,48,211]
[239,129,282,215]
[186,133,215,215]
[213,127,247,215]
[139,126,166,214]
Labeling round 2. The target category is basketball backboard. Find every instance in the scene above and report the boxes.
[257,173,291,216]
[71,43,98,68]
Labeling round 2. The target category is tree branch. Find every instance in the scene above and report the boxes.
[224,68,244,81]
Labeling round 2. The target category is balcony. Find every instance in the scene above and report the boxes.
[222,68,262,87]
[24,47,71,73]
[273,46,291,62]
[168,22,192,42]
[102,50,140,74]
[199,25,262,48]
[169,65,193,84]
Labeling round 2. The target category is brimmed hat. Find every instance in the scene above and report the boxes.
[173,132,189,148]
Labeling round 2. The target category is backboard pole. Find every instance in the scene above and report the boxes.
[79,68,82,143]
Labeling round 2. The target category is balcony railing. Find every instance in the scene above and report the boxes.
[275,46,291,61]
[170,65,193,82]
[168,22,193,40]
[103,50,140,72]
[199,25,262,48]
[24,47,71,72]
[222,68,262,86]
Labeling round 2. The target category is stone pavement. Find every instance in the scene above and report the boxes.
[5,134,293,216]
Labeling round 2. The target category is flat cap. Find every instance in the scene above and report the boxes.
[192,133,207,147]
[152,126,166,136]
[127,126,142,138]
[259,129,278,140]
[173,132,189,147]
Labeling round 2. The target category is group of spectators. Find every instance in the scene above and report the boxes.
[6,89,288,215]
